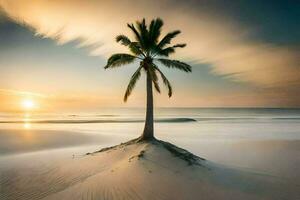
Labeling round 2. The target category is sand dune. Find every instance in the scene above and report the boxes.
[1,138,299,200]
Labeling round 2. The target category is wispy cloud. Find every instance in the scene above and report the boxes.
[1,0,299,106]
[0,89,47,97]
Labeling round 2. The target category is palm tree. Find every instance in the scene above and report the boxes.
[105,18,192,141]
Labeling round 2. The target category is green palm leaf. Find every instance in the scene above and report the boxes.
[157,47,175,57]
[116,35,131,46]
[129,42,144,56]
[157,30,181,48]
[124,66,143,101]
[105,54,136,69]
[127,23,144,49]
[153,44,186,57]
[136,18,150,51]
[153,65,173,97]
[148,67,161,93]
[173,43,186,48]
[157,58,192,72]
[149,18,163,44]
[116,35,144,56]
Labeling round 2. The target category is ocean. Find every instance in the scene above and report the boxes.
[0,108,300,181]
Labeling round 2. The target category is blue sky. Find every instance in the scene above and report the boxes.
[0,0,299,111]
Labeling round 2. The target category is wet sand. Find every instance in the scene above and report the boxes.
[0,129,114,155]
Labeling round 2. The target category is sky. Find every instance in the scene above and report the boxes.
[0,0,299,112]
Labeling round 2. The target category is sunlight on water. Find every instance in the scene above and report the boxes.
[22,113,32,129]
[23,122,31,129]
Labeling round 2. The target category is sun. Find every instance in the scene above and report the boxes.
[22,99,35,110]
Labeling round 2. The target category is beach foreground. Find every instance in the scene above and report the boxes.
[1,138,299,200]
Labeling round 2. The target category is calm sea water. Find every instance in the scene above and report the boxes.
[1,107,300,123]
[0,108,299,180]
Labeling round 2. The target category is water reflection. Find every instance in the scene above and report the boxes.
[23,113,31,129]
[23,122,31,129]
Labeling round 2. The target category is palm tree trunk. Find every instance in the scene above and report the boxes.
[141,71,154,140]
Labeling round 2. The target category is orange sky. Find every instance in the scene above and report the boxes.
[0,0,299,112]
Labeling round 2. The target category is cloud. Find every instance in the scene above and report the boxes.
[1,0,300,105]
[0,89,46,98]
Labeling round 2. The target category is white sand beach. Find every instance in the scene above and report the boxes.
[1,137,299,200]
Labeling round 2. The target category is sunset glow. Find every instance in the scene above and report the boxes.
[21,99,35,110]
[0,1,299,110]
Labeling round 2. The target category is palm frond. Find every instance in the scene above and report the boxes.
[157,58,192,72]
[116,35,145,56]
[157,30,181,48]
[105,54,136,69]
[147,67,161,93]
[127,23,144,48]
[153,79,160,93]
[153,65,173,97]
[173,43,186,48]
[116,35,131,46]
[158,47,175,57]
[136,18,150,50]
[156,43,186,57]
[129,42,144,56]
[149,18,163,44]
[124,66,143,102]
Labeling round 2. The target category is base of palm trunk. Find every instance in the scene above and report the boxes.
[87,137,205,166]
[138,132,155,141]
